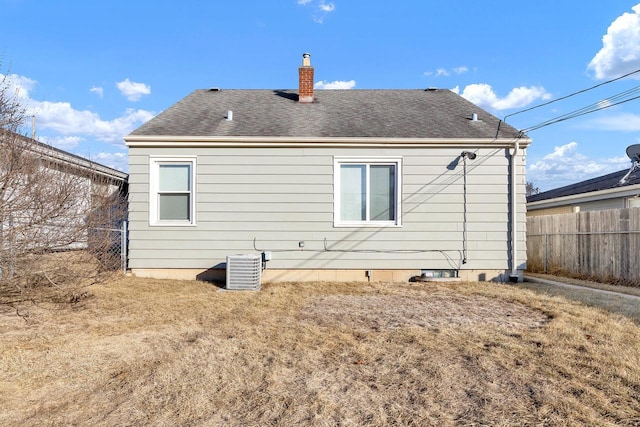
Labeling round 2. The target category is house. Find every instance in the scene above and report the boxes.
[0,129,128,254]
[527,166,640,216]
[1,130,128,186]
[124,53,531,283]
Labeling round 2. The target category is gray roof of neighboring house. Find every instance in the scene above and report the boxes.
[527,165,640,203]
[129,89,523,140]
[3,130,128,182]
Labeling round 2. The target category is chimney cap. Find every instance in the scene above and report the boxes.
[302,52,311,67]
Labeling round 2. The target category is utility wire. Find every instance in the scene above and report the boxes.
[504,67,640,123]
[519,84,640,133]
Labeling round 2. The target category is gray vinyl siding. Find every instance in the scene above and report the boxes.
[577,198,626,212]
[128,146,526,271]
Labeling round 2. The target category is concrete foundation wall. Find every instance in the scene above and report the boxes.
[130,268,522,284]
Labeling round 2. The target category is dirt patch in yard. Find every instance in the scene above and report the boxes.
[301,290,550,331]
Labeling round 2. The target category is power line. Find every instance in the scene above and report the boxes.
[518,83,640,133]
[520,91,640,133]
[504,67,640,123]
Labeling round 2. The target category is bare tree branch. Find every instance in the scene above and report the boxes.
[0,63,127,307]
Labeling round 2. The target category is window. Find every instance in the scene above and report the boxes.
[334,157,401,226]
[149,157,196,226]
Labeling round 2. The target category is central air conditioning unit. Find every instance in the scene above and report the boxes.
[226,254,261,290]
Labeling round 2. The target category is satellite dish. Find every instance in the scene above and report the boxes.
[619,144,640,185]
[626,144,640,162]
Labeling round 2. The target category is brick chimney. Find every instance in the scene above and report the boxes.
[298,52,314,103]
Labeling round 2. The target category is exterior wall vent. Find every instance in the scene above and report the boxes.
[226,254,261,290]
[411,269,461,282]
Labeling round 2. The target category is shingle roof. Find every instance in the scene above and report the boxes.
[527,165,640,203]
[129,89,522,140]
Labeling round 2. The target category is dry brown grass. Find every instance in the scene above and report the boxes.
[1,277,639,426]
[526,260,640,289]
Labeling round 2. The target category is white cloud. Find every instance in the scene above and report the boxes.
[90,86,104,98]
[314,79,356,89]
[319,1,334,12]
[298,0,335,23]
[460,83,551,111]
[592,112,640,131]
[588,4,640,80]
[29,100,154,143]
[92,151,128,172]
[1,72,151,172]
[493,86,552,110]
[460,84,498,107]
[38,135,85,151]
[2,73,152,144]
[116,78,151,101]
[527,141,631,191]
[424,66,469,77]
[588,4,640,79]
[0,73,37,102]
[543,141,578,160]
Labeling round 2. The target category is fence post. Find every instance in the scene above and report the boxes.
[121,220,128,274]
[544,233,548,273]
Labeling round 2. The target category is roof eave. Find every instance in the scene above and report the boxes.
[124,135,531,149]
[7,131,128,182]
[527,184,640,210]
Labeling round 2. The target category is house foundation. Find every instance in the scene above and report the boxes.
[129,268,522,284]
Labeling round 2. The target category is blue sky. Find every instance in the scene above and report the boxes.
[2,1,640,191]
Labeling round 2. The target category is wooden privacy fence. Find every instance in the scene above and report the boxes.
[526,207,640,284]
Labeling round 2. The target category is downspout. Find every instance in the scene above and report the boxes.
[510,141,520,282]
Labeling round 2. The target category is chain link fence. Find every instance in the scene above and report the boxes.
[88,221,128,273]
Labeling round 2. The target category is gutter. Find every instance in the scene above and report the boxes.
[124,135,532,149]
[510,140,520,281]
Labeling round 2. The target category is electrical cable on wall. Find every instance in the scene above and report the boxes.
[462,153,468,264]
[252,238,463,269]
[459,150,477,264]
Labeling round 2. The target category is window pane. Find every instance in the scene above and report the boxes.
[159,194,190,220]
[340,165,365,221]
[159,164,190,192]
[370,165,395,221]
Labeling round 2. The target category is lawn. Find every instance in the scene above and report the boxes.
[1,277,639,426]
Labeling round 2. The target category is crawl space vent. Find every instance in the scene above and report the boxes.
[226,254,261,290]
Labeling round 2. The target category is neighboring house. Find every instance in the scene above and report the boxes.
[527,166,640,216]
[0,130,128,252]
[9,130,129,207]
[124,53,531,283]
[1,130,128,182]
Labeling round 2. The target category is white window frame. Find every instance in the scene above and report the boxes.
[333,156,402,227]
[149,156,197,226]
